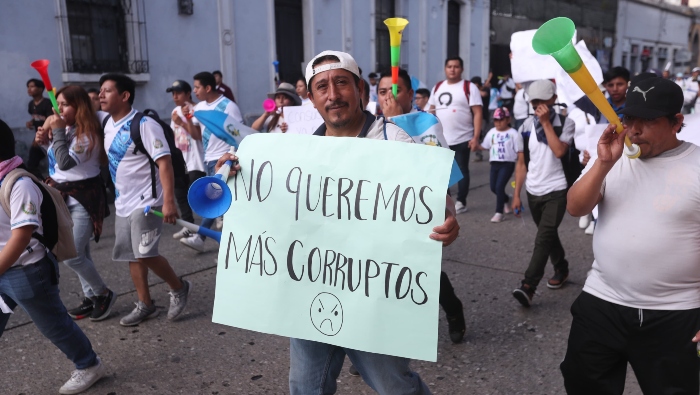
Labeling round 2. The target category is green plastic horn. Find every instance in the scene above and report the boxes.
[532,17,640,159]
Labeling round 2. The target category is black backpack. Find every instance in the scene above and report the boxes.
[102,109,189,196]
[521,114,583,189]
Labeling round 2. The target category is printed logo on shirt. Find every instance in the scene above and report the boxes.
[22,202,37,215]
[438,92,453,106]
[153,139,164,149]
[73,143,86,154]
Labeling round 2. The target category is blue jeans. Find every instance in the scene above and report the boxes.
[289,338,431,395]
[198,160,218,240]
[63,203,108,298]
[489,161,515,213]
[0,255,97,369]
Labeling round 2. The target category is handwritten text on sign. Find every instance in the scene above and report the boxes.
[283,106,324,135]
[212,133,454,361]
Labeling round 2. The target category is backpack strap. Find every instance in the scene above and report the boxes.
[0,169,52,249]
[101,114,110,130]
[463,80,471,106]
[433,80,445,96]
[129,112,158,199]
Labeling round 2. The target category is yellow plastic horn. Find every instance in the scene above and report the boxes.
[384,17,409,97]
[532,17,641,159]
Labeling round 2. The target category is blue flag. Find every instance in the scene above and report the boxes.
[391,112,463,187]
[193,110,257,149]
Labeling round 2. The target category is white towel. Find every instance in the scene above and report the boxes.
[0,295,12,314]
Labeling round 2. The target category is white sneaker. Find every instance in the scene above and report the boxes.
[579,214,591,229]
[59,356,106,394]
[490,213,504,223]
[504,200,512,214]
[180,234,205,252]
[214,217,224,230]
[173,227,193,239]
[454,201,468,214]
[585,221,595,235]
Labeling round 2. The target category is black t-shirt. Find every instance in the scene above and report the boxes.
[28,98,53,131]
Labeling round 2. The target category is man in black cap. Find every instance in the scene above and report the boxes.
[562,73,700,394]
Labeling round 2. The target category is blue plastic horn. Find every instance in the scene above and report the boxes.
[188,159,233,219]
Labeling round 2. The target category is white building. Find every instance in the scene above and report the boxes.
[1,0,489,157]
[613,0,693,74]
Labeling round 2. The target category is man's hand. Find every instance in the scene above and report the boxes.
[280,122,288,133]
[215,152,241,178]
[597,123,627,165]
[512,195,523,218]
[582,150,591,167]
[26,120,33,129]
[430,210,459,247]
[181,103,192,119]
[381,93,403,117]
[535,104,551,125]
[161,199,178,225]
[171,111,184,127]
[468,139,480,151]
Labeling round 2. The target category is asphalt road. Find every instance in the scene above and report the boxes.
[1,159,643,395]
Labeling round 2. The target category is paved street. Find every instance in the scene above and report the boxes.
[1,160,643,395]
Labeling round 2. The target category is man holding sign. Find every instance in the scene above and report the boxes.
[215,50,458,395]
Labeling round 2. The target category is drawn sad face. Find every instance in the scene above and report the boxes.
[309,292,343,336]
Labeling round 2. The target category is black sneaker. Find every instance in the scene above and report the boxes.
[90,290,117,321]
[547,270,569,289]
[446,309,466,344]
[512,284,535,307]
[67,298,94,320]
[348,364,360,377]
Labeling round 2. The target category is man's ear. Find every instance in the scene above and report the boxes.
[121,91,131,104]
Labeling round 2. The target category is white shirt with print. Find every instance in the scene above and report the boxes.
[481,127,523,163]
[47,126,102,183]
[104,108,171,217]
[0,177,46,267]
[428,80,483,146]
[191,95,243,163]
[522,115,575,196]
[171,106,205,173]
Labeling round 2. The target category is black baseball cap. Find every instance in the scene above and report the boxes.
[621,73,683,119]
[166,80,192,93]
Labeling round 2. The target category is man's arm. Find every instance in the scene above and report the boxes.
[155,155,178,224]
[512,152,527,216]
[469,105,483,151]
[0,226,34,276]
[536,104,568,158]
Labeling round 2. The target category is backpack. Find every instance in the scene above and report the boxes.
[102,109,189,197]
[0,168,77,261]
[520,114,583,189]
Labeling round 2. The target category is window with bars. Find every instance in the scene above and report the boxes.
[59,0,149,74]
[375,0,396,73]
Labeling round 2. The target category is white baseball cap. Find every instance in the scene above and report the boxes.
[527,79,557,101]
[305,50,361,87]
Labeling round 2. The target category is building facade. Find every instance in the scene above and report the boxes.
[1,0,489,155]
[613,0,693,75]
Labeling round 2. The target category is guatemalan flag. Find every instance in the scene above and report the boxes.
[390,111,463,187]
[193,110,258,149]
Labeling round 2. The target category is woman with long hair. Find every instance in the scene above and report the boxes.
[35,85,115,321]
[251,82,302,133]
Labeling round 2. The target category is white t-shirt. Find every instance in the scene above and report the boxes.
[567,107,596,162]
[513,89,530,120]
[428,80,483,145]
[582,142,700,310]
[0,177,46,267]
[499,78,516,100]
[47,126,102,183]
[104,108,171,217]
[263,114,286,133]
[301,97,312,106]
[481,127,523,162]
[192,95,243,163]
[520,115,575,196]
[171,106,205,173]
